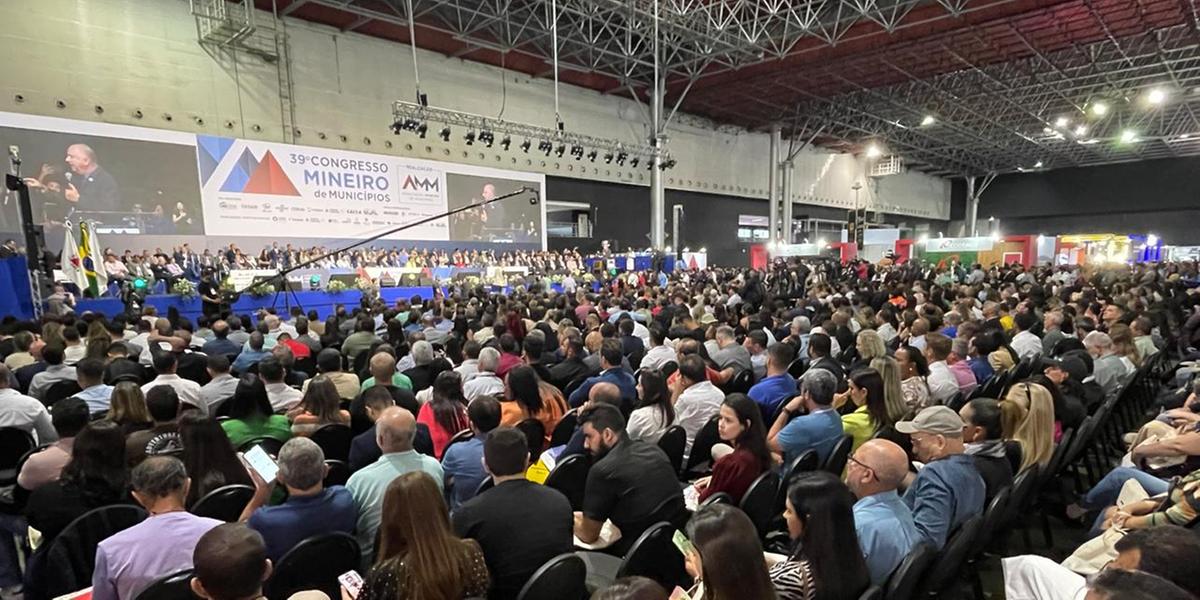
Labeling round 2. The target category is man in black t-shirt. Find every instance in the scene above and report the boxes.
[198,270,221,317]
[575,404,684,554]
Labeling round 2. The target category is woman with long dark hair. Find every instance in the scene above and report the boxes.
[26,421,130,546]
[695,394,771,504]
[417,371,470,458]
[500,366,567,439]
[684,504,778,600]
[179,412,252,507]
[840,368,895,452]
[770,472,870,600]
[221,375,292,449]
[895,345,932,415]
[288,375,351,436]
[628,369,674,443]
[361,471,489,600]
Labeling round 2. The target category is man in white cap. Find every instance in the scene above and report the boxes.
[896,405,986,550]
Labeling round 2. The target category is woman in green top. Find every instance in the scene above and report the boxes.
[221,375,293,449]
[838,368,894,452]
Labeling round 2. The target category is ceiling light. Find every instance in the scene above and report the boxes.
[1090,101,1109,116]
[1042,127,1054,134]
[1074,125,1088,136]
[603,152,614,164]
[1120,129,1138,143]
[629,157,640,168]
[438,127,451,141]
[1146,88,1167,105]
[520,139,531,153]
[1180,134,1192,140]
[1054,116,1069,128]
[1033,160,1043,168]
[1077,138,1100,145]
[463,131,476,145]
[865,143,882,158]
[587,150,597,162]
[920,115,936,126]
[554,144,566,157]
[616,152,627,166]
[416,124,427,139]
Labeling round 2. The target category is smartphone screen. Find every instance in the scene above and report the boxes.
[243,445,279,483]
[338,570,364,599]
[671,530,694,556]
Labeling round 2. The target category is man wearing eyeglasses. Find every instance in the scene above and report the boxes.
[845,439,921,586]
[896,405,986,550]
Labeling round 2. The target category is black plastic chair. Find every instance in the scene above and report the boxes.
[191,484,255,522]
[475,476,494,496]
[883,542,936,600]
[516,418,547,458]
[238,436,285,457]
[265,532,361,599]
[562,377,587,400]
[614,521,692,591]
[698,492,734,509]
[38,504,149,598]
[309,423,353,462]
[516,553,587,600]
[545,454,590,510]
[660,361,678,379]
[657,425,687,474]
[726,369,754,394]
[681,416,721,476]
[44,380,82,407]
[323,459,351,487]
[134,568,196,600]
[443,429,475,457]
[857,585,882,600]
[917,515,984,597]
[787,357,807,379]
[0,428,36,486]
[776,449,819,512]
[998,465,1042,551]
[739,470,780,539]
[821,434,854,475]
[550,409,578,447]
[970,487,1012,600]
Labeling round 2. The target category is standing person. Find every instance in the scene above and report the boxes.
[197,269,222,318]
[769,472,871,600]
[359,472,489,600]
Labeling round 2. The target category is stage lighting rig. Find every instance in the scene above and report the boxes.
[629,157,639,168]
[570,145,584,160]
[604,152,614,164]
[587,150,597,162]
[538,140,553,155]
[500,136,512,151]
[520,139,531,153]
[464,131,476,145]
[439,127,451,141]
[616,152,627,166]
[479,131,495,147]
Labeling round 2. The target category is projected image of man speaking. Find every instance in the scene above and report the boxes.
[63,143,121,217]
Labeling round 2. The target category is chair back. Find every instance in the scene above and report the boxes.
[787,357,807,379]
[516,553,587,600]
[738,471,781,539]
[295,356,317,378]
[133,569,195,600]
[544,454,590,510]
[682,416,721,474]
[44,381,82,407]
[977,486,1012,553]
[857,585,882,600]
[308,424,353,462]
[549,409,578,447]
[659,361,678,379]
[323,459,351,487]
[475,476,495,496]
[883,542,936,600]
[0,428,36,485]
[656,425,687,474]
[726,369,754,394]
[917,515,984,596]
[615,522,692,592]
[191,484,255,522]
[443,429,475,457]
[822,434,854,475]
[40,505,148,598]
[238,436,285,457]
[266,532,361,599]
[776,449,819,511]
[698,492,734,509]
[562,377,587,399]
[516,418,547,458]
[1002,465,1042,531]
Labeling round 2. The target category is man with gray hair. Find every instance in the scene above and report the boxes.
[92,457,221,600]
[464,347,504,401]
[1084,331,1127,398]
[709,325,753,386]
[767,367,844,465]
[402,340,437,392]
[347,407,443,560]
[238,438,357,561]
[786,315,812,357]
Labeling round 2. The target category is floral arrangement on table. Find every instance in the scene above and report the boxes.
[325,280,349,293]
[355,277,380,300]
[582,273,596,283]
[219,277,236,293]
[549,274,565,284]
[249,282,276,298]
[171,279,198,299]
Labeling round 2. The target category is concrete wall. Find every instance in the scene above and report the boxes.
[0,0,950,229]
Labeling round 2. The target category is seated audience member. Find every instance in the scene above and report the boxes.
[220,376,292,450]
[768,368,843,465]
[709,326,752,385]
[895,345,932,414]
[1003,526,1200,600]
[104,342,144,386]
[443,396,501,510]
[91,456,223,600]
[575,404,684,554]
[142,350,205,415]
[770,472,871,600]
[845,439,920,585]
[453,427,573,600]
[72,358,113,415]
[347,406,443,560]
[959,398,1015,503]
[1085,331,1127,399]
[897,405,986,549]
[0,365,56,444]
[28,344,76,402]
[1000,382,1055,474]
[3,332,35,371]
[287,375,351,436]
[684,504,778,600]
[548,336,590,388]
[805,333,844,382]
[454,340,482,380]
[239,437,357,562]
[569,338,638,409]
[838,368,896,452]
[231,333,270,375]
[401,340,437,392]
[627,368,674,443]
[639,323,676,372]
[199,355,239,414]
[361,471,489,599]
[418,371,470,459]
[946,337,979,396]
[747,343,799,422]
[672,354,726,458]
[258,357,301,413]
[302,349,361,400]
[1083,569,1192,600]
[463,348,505,402]
[694,394,771,504]
[590,577,669,600]
[500,365,567,433]
[126,386,183,465]
[1010,311,1042,359]
[199,320,241,360]
[341,317,381,365]
[18,397,89,491]
[180,413,252,507]
[107,381,153,436]
[189,523,270,600]
[923,333,960,404]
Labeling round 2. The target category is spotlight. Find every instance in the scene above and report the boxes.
[630,157,639,168]
[555,144,566,157]
[616,152,627,166]
[604,152,614,164]
[1120,129,1138,143]
[660,158,677,170]
[865,143,882,158]
[390,121,403,134]
[520,139,531,153]
[1090,101,1109,116]
[439,127,451,141]
[479,131,494,147]
[464,131,476,145]
[1146,87,1167,105]
[1033,160,1043,168]
[587,150,598,162]
[1073,125,1087,136]
[500,136,512,151]
[1054,116,1069,128]
[538,140,553,156]
[570,145,584,159]
[920,115,936,126]
[416,123,427,139]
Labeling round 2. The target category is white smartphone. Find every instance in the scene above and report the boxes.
[243,445,279,483]
[338,570,364,599]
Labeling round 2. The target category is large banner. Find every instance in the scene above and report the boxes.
[0,112,546,249]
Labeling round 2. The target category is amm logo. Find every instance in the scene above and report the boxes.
[401,175,439,191]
